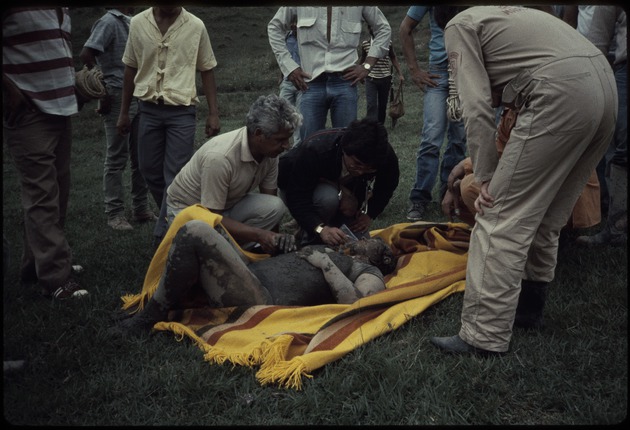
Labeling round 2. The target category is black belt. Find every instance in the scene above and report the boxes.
[313,72,344,81]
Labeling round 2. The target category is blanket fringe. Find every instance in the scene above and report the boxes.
[256,357,312,390]
[255,334,313,390]
[204,348,258,368]
[259,334,294,364]
[202,337,280,368]
[120,292,148,313]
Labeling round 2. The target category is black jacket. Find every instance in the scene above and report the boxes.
[278,127,399,234]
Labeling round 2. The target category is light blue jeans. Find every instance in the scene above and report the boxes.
[101,90,150,219]
[409,63,467,205]
[608,61,627,169]
[279,78,302,147]
[299,73,357,143]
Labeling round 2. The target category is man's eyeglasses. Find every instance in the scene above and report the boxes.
[342,152,377,174]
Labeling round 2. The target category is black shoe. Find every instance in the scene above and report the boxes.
[41,278,88,300]
[407,202,425,221]
[152,235,164,251]
[514,280,548,330]
[429,335,503,356]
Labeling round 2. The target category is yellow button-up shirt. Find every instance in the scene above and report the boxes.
[122,7,217,106]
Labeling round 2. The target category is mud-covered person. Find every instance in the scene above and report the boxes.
[111,219,396,335]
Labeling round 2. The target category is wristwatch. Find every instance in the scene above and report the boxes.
[315,224,325,235]
[363,63,371,71]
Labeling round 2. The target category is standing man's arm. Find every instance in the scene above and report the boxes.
[362,6,391,61]
[389,44,405,82]
[562,5,578,28]
[399,13,439,91]
[200,69,220,137]
[268,7,310,91]
[346,7,391,86]
[117,64,136,136]
[2,73,33,125]
[80,46,111,114]
[79,46,98,69]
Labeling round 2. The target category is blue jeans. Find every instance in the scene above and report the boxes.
[609,62,627,168]
[101,90,150,219]
[596,61,628,209]
[299,73,357,143]
[279,78,302,146]
[409,63,467,205]
[138,101,196,239]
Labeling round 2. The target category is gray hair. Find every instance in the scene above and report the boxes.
[246,94,302,137]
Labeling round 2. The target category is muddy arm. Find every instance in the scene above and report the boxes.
[297,248,384,304]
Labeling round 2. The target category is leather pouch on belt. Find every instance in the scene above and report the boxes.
[502,69,533,109]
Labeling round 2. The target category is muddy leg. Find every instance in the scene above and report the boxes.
[113,220,272,336]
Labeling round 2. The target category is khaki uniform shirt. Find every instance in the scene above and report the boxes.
[444,6,602,184]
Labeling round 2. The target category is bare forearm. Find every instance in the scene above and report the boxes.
[200,69,219,116]
[399,17,420,72]
[120,65,137,115]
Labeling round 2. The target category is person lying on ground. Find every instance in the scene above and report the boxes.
[111,219,396,335]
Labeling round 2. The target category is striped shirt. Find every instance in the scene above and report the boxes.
[2,7,78,116]
[361,39,392,79]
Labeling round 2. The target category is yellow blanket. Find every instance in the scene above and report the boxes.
[120,205,470,390]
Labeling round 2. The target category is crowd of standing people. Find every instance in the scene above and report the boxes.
[3,6,626,356]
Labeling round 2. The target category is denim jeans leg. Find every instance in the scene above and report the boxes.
[439,119,467,197]
[279,79,302,146]
[610,62,627,168]
[102,89,135,219]
[409,68,448,204]
[300,79,329,142]
[328,75,357,129]
[126,100,151,215]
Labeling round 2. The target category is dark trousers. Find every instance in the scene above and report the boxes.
[4,110,73,288]
[137,101,196,240]
[365,75,392,125]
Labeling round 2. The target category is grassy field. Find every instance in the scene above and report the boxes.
[2,6,627,425]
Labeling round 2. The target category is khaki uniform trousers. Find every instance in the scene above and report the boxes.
[460,54,618,352]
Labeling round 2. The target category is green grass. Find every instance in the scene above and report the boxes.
[3,6,627,426]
